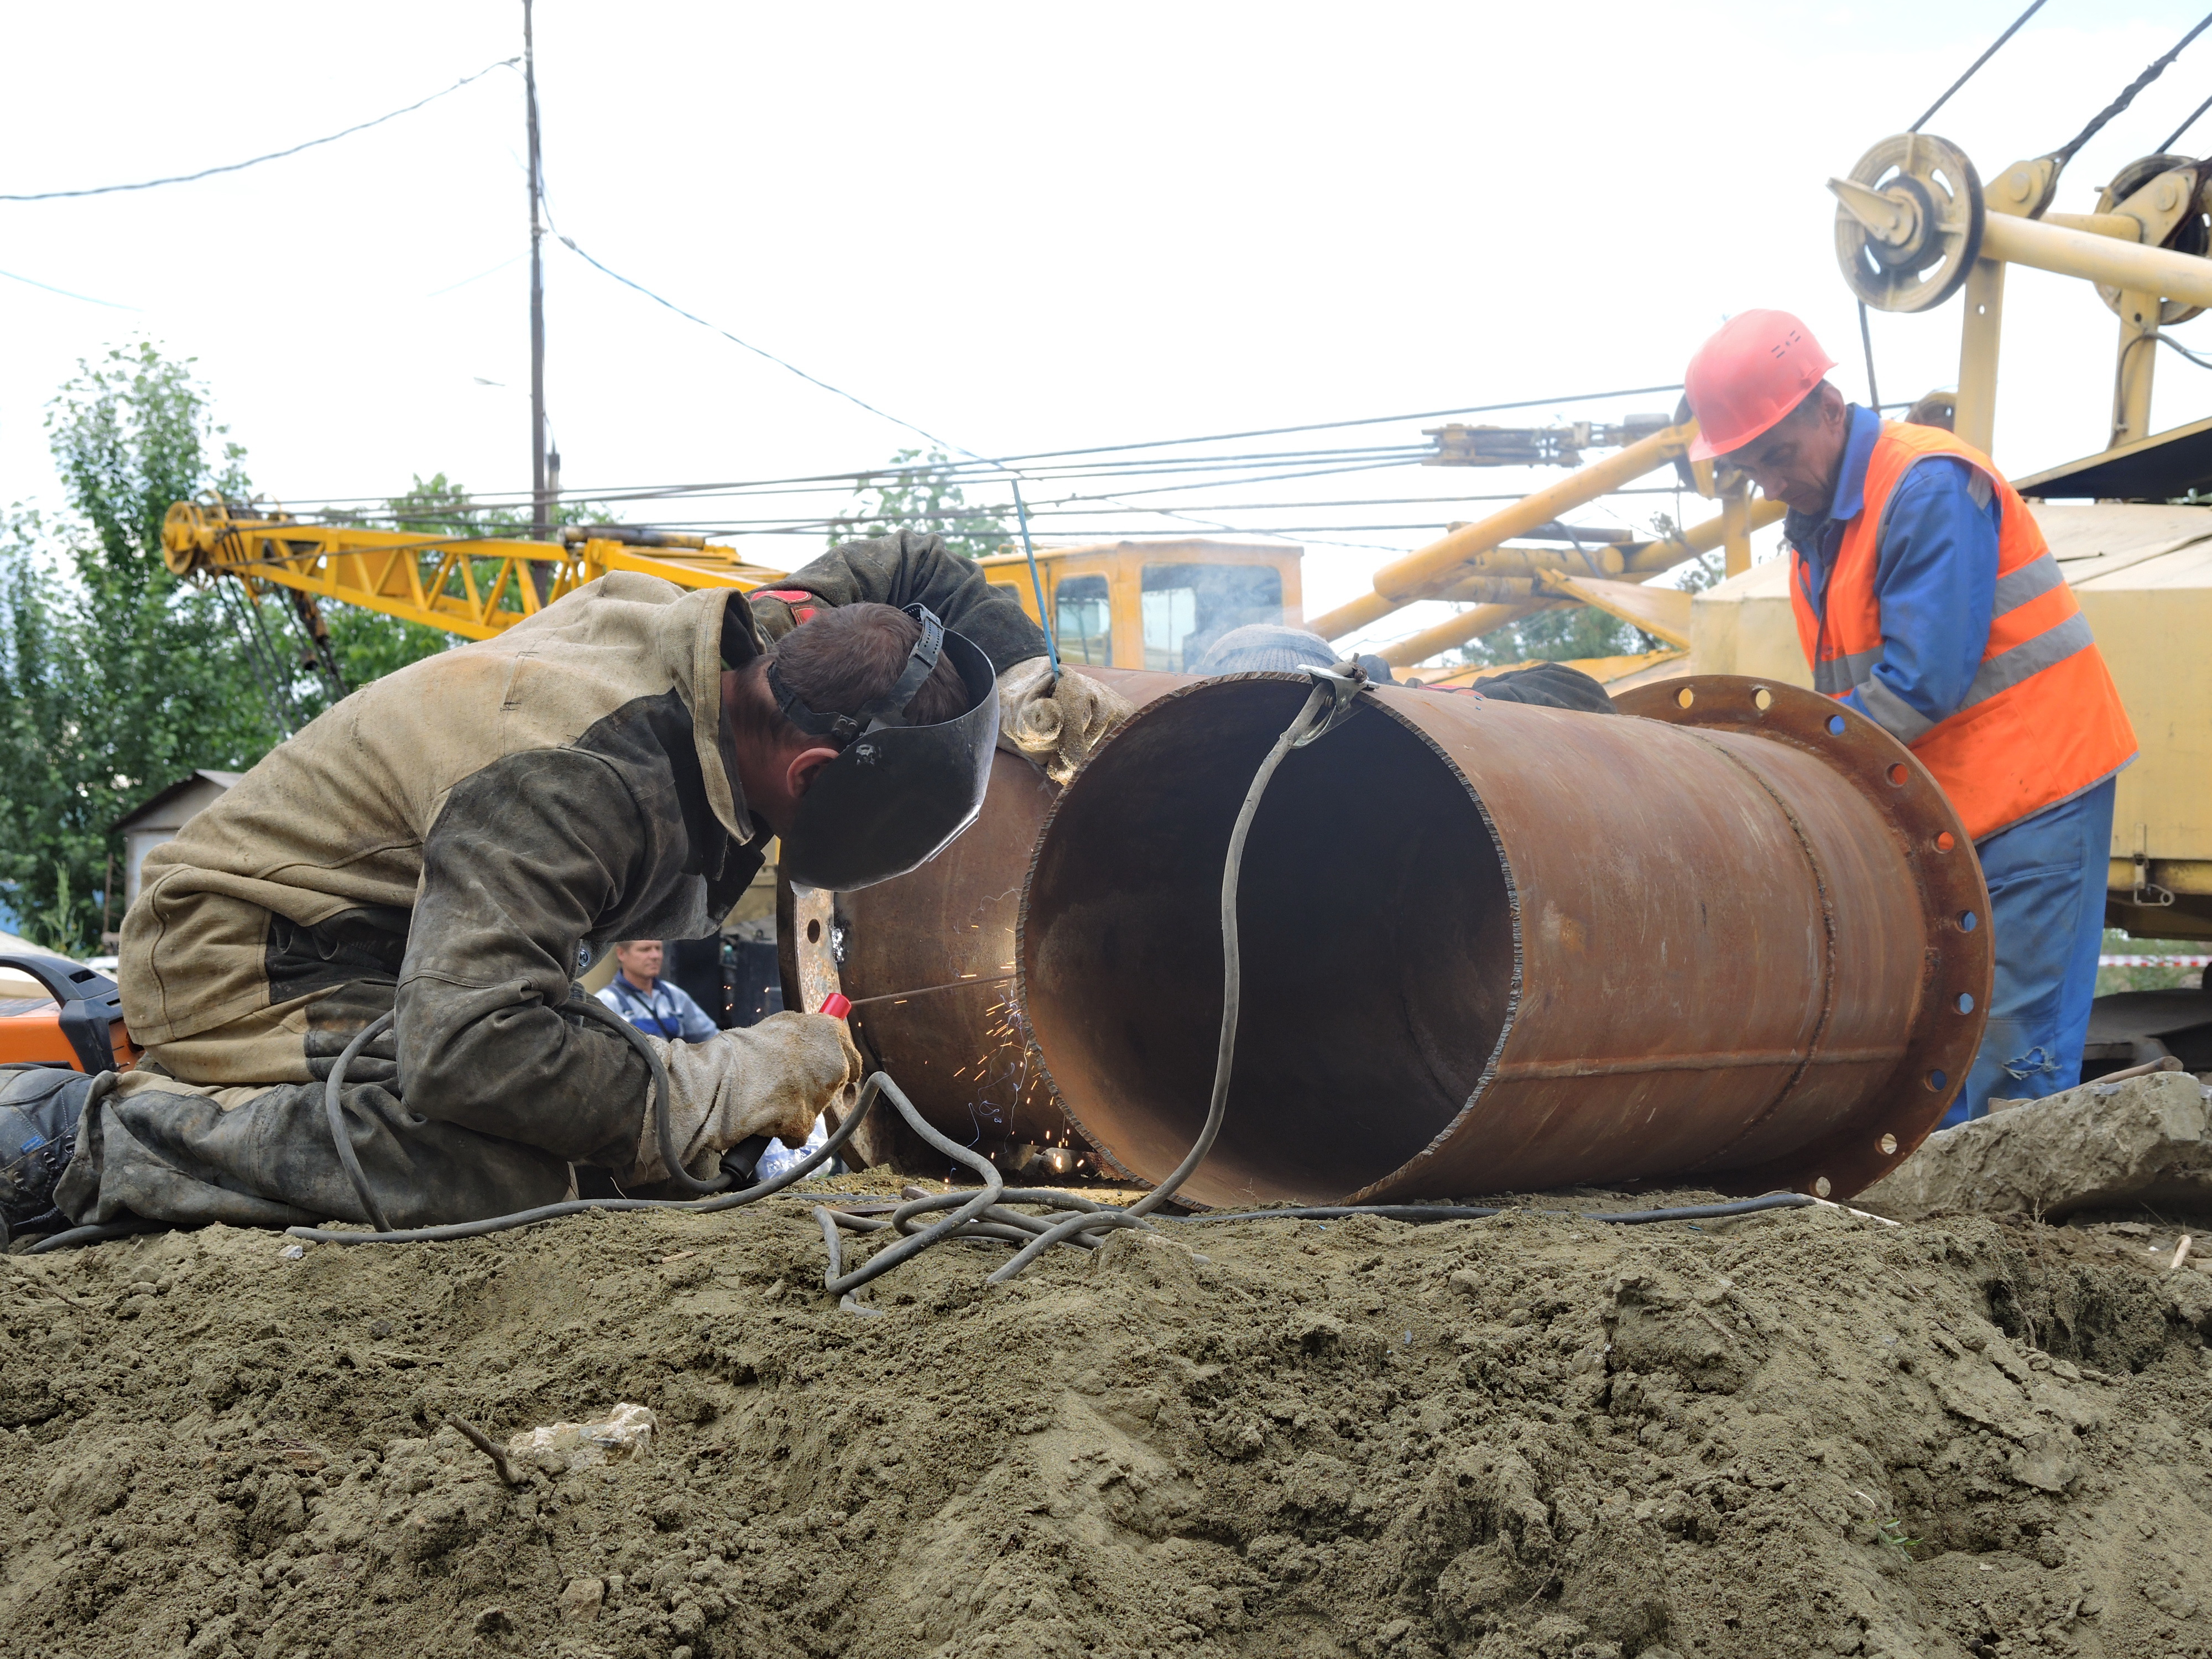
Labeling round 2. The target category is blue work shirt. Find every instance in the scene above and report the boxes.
[596,974,720,1042]
[1785,404,1999,746]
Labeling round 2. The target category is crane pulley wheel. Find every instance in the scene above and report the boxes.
[160,499,214,576]
[1834,133,1985,314]
[2095,154,2210,325]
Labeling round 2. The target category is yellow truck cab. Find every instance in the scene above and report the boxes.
[973,539,1303,672]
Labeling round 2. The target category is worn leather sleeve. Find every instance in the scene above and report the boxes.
[766,528,1050,672]
[1469,661,1618,714]
[395,748,656,1170]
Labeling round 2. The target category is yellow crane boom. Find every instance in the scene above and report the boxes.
[161,498,787,642]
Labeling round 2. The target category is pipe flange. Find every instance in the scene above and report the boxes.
[1614,675,1993,1200]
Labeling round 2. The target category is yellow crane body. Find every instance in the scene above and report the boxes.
[160,499,789,641]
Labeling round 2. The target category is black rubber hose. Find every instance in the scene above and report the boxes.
[1157,1193,1817,1227]
[324,1012,397,1232]
[818,1074,1005,1294]
[567,989,728,1196]
[25,1218,166,1254]
[982,680,1334,1284]
[286,1069,900,1246]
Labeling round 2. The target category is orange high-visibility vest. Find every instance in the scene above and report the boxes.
[1788,421,2136,843]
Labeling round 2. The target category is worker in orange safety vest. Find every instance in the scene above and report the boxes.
[1683,310,2136,1125]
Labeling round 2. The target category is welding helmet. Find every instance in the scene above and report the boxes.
[768,603,1000,891]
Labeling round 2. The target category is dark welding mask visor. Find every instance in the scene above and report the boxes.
[771,606,1000,891]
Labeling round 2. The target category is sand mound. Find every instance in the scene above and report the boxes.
[3,1187,2211,1659]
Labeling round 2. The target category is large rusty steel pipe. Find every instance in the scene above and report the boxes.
[1016,674,1991,1208]
[795,669,1193,1165]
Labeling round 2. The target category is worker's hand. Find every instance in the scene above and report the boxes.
[629,1012,863,1185]
[995,657,1136,785]
[305,1021,398,1086]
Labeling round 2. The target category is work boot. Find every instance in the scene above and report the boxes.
[0,1066,95,1246]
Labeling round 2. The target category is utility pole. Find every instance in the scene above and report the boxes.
[524,0,549,541]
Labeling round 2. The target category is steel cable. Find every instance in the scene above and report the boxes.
[1910,1,2048,133]
[2049,12,2212,169]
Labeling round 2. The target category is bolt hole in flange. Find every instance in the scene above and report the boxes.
[1814,1177,1833,1198]
[1878,1133,1898,1156]
[1753,687,1774,711]
[1927,1069,1947,1091]
[1677,686,1695,708]
[1597,675,1992,1201]
[806,919,822,943]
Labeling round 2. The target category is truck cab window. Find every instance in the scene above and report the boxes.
[1141,564,1282,671]
[1053,574,1112,665]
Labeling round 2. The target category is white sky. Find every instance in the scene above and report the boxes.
[6,1,2212,656]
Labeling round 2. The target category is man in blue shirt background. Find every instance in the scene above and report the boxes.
[596,939,720,1044]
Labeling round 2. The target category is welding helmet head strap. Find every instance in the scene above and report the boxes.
[855,604,945,731]
[765,603,947,748]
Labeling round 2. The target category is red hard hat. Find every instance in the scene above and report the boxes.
[1683,310,1837,461]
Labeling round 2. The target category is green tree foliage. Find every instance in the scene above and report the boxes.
[0,345,285,952]
[828,448,1010,561]
[0,349,565,953]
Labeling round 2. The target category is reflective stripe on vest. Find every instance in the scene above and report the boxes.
[1787,421,2135,842]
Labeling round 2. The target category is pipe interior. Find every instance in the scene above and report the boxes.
[1021,679,1514,1207]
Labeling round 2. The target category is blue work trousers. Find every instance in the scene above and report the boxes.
[1947,777,2116,1126]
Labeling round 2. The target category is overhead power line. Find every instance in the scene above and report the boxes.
[0,59,518,202]
[1910,0,2047,133]
[0,265,139,310]
[552,228,967,456]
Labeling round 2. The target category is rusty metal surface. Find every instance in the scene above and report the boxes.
[1017,673,1990,1208]
[791,667,1192,1165]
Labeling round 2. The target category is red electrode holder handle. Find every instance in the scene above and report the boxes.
[818,993,852,1019]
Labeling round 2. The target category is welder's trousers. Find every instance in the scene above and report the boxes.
[1948,776,2116,1126]
[56,900,572,1231]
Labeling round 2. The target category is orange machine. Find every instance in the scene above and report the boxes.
[0,956,135,1074]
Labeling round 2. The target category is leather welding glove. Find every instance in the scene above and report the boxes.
[627,1012,863,1185]
[304,1021,399,1086]
[995,656,1137,785]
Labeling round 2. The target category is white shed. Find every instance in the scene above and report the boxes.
[111,770,244,911]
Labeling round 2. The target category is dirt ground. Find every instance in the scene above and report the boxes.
[3,1180,2211,1659]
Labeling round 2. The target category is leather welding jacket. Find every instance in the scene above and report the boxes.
[117,530,1047,1173]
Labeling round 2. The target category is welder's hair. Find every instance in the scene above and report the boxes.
[739,601,970,749]
[1781,379,1844,429]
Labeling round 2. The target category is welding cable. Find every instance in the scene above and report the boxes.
[25,1218,168,1254]
[975,680,1339,1286]
[567,991,730,1196]
[284,1071,900,1246]
[812,1080,1010,1294]
[324,1014,398,1233]
[1156,1194,1818,1227]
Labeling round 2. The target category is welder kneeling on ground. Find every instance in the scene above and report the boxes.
[1683,311,2137,1123]
[3,530,1128,1235]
